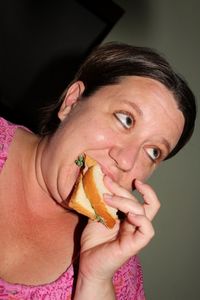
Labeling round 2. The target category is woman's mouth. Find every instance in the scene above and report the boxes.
[100,165,117,182]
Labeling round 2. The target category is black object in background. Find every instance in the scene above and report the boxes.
[0,0,123,132]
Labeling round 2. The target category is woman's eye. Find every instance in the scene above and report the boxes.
[115,112,134,129]
[146,147,161,162]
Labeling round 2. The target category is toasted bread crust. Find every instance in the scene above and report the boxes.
[83,167,117,228]
[69,174,96,220]
[85,155,97,168]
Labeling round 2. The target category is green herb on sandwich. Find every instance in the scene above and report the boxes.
[75,155,85,168]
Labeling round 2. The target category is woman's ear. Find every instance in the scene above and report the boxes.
[58,81,85,121]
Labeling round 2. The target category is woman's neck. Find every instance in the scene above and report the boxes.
[1,128,66,218]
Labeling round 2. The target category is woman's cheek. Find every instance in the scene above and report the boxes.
[134,163,155,183]
[84,126,115,148]
[95,132,110,142]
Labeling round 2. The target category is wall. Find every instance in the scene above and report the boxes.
[105,1,200,299]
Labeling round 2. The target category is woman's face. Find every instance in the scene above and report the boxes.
[49,76,184,200]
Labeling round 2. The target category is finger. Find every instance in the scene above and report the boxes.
[104,193,145,216]
[104,176,142,211]
[104,176,132,199]
[135,180,161,221]
[123,214,155,255]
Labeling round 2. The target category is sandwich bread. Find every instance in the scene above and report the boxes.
[69,155,118,228]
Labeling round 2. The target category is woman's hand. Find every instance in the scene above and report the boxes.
[103,177,160,221]
[74,177,160,299]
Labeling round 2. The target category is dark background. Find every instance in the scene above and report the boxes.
[0,0,123,132]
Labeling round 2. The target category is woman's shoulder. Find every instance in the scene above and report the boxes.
[0,117,30,172]
[0,117,18,137]
[0,117,18,171]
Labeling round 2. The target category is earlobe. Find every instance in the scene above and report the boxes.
[58,81,85,121]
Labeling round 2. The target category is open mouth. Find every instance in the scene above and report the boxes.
[100,165,117,182]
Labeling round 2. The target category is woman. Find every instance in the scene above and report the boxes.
[0,42,196,299]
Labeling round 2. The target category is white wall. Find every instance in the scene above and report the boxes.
[105,1,200,299]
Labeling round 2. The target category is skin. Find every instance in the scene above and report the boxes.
[0,76,184,298]
[46,76,184,298]
[40,77,184,201]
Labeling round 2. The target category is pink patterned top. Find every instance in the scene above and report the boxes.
[0,117,146,300]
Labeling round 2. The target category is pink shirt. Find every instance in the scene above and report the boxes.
[0,117,146,300]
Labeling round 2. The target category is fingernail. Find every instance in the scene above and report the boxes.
[128,212,137,217]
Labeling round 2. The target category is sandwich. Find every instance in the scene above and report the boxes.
[69,154,118,228]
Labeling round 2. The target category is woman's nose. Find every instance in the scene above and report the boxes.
[109,144,140,172]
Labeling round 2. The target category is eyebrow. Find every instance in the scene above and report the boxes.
[122,100,143,116]
[161,138,171,154]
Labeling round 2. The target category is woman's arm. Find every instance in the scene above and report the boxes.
[73,178,160,299]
